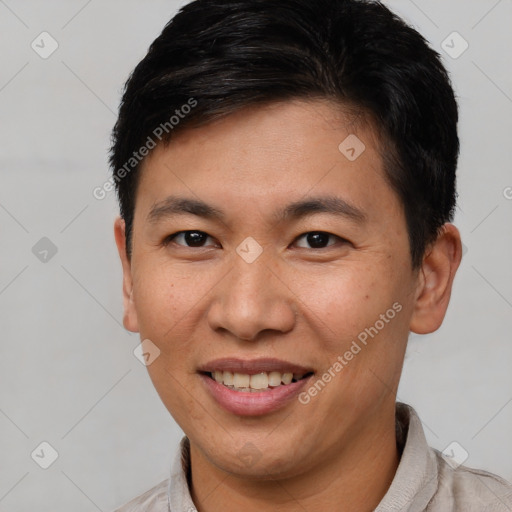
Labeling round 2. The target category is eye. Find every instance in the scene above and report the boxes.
[293,231,342,249]
[164,230,217,248]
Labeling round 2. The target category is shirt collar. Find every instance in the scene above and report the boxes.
[169,402,438,512]
[375,402,438,511]
[168,436,196,511]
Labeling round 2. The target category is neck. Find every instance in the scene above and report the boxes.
[188,406,399,512]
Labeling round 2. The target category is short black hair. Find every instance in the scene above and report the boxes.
[109,0,459,268]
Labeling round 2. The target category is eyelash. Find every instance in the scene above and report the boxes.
[163,230,347,250]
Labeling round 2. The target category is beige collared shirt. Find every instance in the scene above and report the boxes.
[114,403,512,511]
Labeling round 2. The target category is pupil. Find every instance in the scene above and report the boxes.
[307,232,328,248]
[186,231,206,247]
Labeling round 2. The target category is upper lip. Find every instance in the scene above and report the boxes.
[198,357,314,375]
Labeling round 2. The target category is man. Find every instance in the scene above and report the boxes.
[109,0,512,510]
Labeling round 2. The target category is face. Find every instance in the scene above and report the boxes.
[115,99,431,480]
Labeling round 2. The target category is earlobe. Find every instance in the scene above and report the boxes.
[114,217,139,333]
[409,223,462,335]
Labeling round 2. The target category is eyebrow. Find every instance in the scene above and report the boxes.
[280,196,366,224]
[146,195,366,225]
[147,196,225,224]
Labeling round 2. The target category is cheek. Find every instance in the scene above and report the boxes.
[293,264,394,337]
[145,360,207,435]
[131,263,204,345]
[293,260,410,384]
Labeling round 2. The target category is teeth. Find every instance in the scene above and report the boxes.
[233,373,250,388]
[268,371,282,386]
[250,372,268,389]
[210,370,308,391]
[223,371,234,385]
[281,372,293,385]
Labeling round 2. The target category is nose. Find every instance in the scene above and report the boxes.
[206,256,296,341]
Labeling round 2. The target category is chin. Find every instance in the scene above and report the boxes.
[202,435,309,480]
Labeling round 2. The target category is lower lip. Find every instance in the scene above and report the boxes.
[200,373,313,416]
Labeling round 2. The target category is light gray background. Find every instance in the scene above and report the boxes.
[0,1,511,510]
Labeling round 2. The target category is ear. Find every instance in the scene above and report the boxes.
[410,223,462,334]
[114,217,139,333]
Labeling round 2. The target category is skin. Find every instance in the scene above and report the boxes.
[114,99,462,511]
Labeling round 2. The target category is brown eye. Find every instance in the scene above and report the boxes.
[167,230,215,247]
[295,231,337,249]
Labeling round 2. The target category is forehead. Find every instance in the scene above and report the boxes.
[135,99,399,224]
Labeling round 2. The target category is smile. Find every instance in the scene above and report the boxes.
[207,370,314,392]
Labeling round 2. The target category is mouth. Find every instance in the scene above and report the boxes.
[197,358,315,416]
[202,370,314,392]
